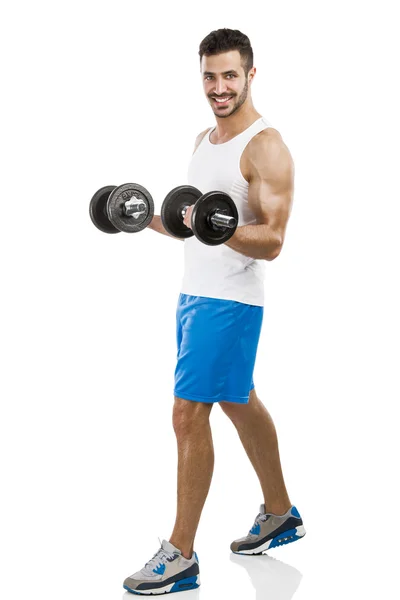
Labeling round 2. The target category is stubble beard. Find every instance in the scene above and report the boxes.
[212,78,249,119]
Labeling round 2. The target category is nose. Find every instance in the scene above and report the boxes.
[213,77,228,96]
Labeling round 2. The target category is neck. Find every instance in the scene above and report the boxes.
[213,101,261,141]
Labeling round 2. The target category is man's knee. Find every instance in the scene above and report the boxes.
[173,396,213,437]
[219,389,260,423]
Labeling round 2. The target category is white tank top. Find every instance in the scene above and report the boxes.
[181,116,271,306]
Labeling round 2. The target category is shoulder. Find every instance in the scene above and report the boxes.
[247,127,292,164]
[192,128,211,154]
[244,127,294,183]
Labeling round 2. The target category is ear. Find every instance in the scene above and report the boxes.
[249,67,256,82]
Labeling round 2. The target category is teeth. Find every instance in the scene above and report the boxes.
[214,97,231,103]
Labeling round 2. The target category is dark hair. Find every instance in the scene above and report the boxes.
[199,28,253,76]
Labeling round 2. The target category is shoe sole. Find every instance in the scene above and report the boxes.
[233,525,306,555]
[124,575,201,595]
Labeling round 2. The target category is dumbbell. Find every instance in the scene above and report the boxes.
[161,186,238,246]
[89,183,154,234]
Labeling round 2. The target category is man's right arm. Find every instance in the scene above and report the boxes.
[147,215,180,238]
[148,128,210,239]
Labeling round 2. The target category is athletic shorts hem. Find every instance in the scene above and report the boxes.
[173,389,250,404]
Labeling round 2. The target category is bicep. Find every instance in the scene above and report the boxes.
[248,176,293,232]
[247,139,294,235]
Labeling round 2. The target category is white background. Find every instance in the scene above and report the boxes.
[1,1,399,598]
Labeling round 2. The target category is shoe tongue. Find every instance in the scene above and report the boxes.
[162,539,181,555]
[259,503,267,514]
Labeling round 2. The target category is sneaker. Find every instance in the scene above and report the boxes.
[123,539,200,595]
[230,504,306,555]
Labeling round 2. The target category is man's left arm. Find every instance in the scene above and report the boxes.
[225,129,294,261]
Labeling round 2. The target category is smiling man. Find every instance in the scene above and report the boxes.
[123,28,306,596]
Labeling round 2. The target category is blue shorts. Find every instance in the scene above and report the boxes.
[174,294,264,404]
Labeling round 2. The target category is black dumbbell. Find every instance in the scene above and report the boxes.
[89,183,154,234]
[161,186,238,246]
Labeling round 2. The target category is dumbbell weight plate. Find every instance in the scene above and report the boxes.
[107,183,154,233]
[161,185,202,239]
[89,185,120,234]
[191,191,239,246]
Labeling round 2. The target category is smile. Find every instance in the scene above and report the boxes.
[213,96,232,104]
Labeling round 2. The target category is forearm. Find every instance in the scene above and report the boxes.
[224,224,282,261]
[148,215,183,240]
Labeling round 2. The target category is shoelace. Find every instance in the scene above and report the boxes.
[142,544,175,576]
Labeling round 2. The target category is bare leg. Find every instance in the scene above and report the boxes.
[220,389,291,515]
[169,397,214,558]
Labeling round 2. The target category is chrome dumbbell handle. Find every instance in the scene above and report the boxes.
[209,210,237,229]
[124,198,147,219]
[181,205,236,229]
[181,204,191,218]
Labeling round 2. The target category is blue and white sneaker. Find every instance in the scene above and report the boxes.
[231,504,306,554]
[123,539,200,595]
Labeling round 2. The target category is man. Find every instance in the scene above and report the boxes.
[123,28,305,596]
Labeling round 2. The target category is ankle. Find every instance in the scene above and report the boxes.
[264,503,292,516]
[169,538,193,560]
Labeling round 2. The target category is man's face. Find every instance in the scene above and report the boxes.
[201,50,254,119]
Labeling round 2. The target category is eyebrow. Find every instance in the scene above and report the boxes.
[203,70,239,76]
